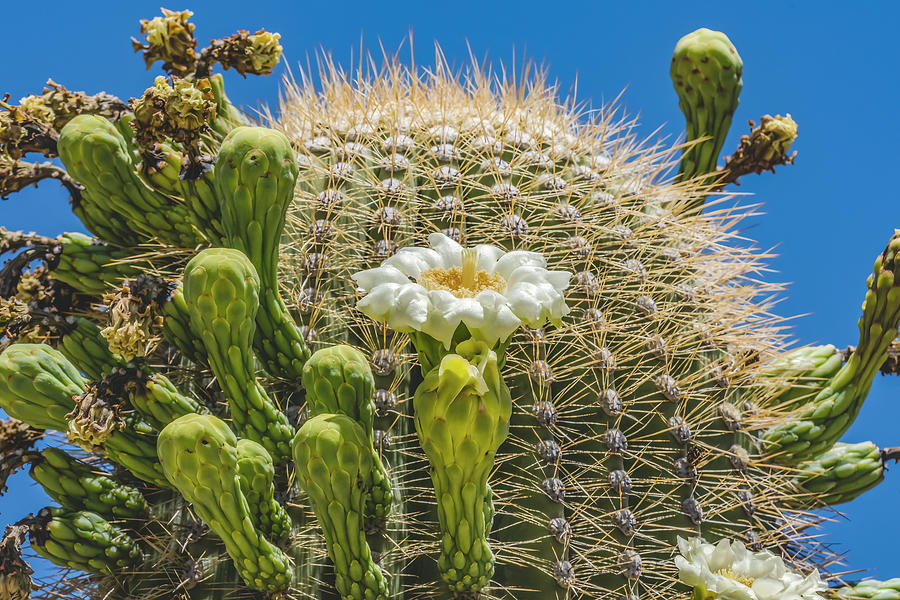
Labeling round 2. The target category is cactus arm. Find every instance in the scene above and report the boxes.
[182,247,296,462]
[157,413,292,594]
[292,413,389,600]
[214,126,311,379]
[764,231,900,463]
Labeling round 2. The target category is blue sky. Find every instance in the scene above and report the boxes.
[2,0,898,583]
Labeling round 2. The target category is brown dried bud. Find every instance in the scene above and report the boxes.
[132,8,198,77]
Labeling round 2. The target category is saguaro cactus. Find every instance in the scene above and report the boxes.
[0,9,894,600]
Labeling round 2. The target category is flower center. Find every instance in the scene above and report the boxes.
[418,248,506,298]
[715,568,755,587]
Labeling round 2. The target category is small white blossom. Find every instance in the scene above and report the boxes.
[676,537,826,600]
[351,232,571,348]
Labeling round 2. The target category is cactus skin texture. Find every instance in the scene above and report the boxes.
[671,28,742,183]
[157,413,292,594]
[292,413,389,600]
[28,507,142,575]
[2,12,900,600]
[763,231,900,463]
[302,345,394,525]
[30,448,149,520]
[413,341,510,595]
[182,247,295,461]
[214,126,311,380]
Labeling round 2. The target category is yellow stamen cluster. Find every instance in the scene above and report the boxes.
[419,267,506,298]
[716,568,755,587]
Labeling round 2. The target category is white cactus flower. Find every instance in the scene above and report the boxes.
[676,537,826,600]
[351,232,571,348]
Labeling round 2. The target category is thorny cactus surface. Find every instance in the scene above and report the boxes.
[0,9,895,600]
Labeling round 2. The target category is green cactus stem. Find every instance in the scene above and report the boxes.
[157,413,292,594]
[235,438,292,544]
[57,316,126,380]
[413,340,511,596]
[671,28,743,186]
[30,447,149,520]
[302,345,394,526]
[292,413,389,600]
[52,232,143,295]
[182,247,295,461]
[214,126,311,380]
[786,442,890,508]
[0,343,81,431]
[26,506,142,575]
[764,231,900,463]
[839,579,900,599]
[765,344,844,409]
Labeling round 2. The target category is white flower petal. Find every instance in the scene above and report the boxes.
[473,243,505,272]
[384,246,443,279]
[493,250,545,279]
[352,265,411,292]
[675,536,824,600]
[427,232,463,267]
[353,234,573,348]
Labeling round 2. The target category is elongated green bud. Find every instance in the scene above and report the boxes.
[292,413,388,600]
[57,317,125,381]
[182,247,295,461]
[215,126,310,379]
[160,283,208,365]
[27,507,142,575]
[764,231,900,463]
[235,438,291,543]
[0,344,82,431]
[765,345,843,409]
[839,579,900,599]
[57,114,204,247]
[127,371,208,430]
[157,413,291,593]
[786,442,885,508]
[30,448,149,520]
[671,28,742,183]
[302,345,393,524]
[52,232,141,296]
[413,339,512,595]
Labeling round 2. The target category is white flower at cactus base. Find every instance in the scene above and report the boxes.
[351,232,571,348]
[676,537,826,600]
